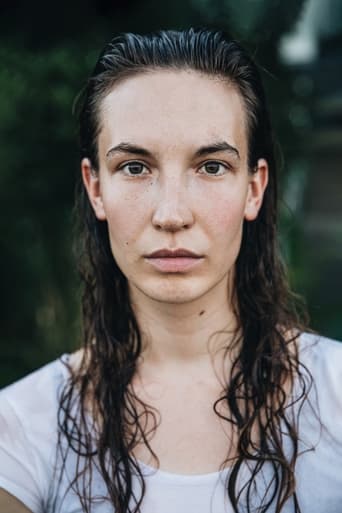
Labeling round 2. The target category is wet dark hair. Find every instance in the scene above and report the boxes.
[56,27,312,513]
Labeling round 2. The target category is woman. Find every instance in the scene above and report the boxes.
[0,27,341,513]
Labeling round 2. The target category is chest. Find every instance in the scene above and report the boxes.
[131,378,236,474]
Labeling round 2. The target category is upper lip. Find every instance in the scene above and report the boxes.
[145,248,203,258]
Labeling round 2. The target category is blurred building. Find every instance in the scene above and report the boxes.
[280,0,342,336]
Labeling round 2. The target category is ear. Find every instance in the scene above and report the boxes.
[244,158,269,221]
[81,158,107,221]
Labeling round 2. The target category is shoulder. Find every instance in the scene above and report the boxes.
[0,353,75,462]
[298,331,342,382]
[0,354,72,512]
[0,354,70,421]
[297,331,342,430]
[293,333,342,512]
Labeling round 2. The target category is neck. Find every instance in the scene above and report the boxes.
[128,277,240,374]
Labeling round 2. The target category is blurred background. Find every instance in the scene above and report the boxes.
[0,0,341,387]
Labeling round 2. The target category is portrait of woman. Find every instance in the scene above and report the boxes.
[0,27,341,513]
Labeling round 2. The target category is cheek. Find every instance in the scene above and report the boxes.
[101,186,148,248]
[201,190,247,242]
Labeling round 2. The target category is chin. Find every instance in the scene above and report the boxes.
[130,276,209,304]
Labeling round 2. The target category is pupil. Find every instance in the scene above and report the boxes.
[129,164,142,174]
[206,163,219,174]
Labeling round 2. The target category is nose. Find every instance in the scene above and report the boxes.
[151,174,194,232]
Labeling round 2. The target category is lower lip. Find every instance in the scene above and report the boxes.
[145,257,204,272]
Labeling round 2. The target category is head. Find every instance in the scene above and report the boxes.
[79,28,275,321]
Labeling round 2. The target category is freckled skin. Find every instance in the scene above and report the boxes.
[80,70,269,473]
[85,70,267,314]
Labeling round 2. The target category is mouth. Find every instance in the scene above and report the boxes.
[144,256,204,273]
[145,247,203,258]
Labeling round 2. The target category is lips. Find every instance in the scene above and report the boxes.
[146,248,202,258]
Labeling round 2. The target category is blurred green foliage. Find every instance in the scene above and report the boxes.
[1,0,340,388]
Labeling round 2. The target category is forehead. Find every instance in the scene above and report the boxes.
[98,69,248,160]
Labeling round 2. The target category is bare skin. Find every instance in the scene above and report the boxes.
[81,70,269,474]
[130,354,239,474]
[67,344,240,475]
[0,489,33,513]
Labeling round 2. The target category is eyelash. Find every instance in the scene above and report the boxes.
[117,160,232,177]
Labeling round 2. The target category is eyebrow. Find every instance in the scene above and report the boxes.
[105,140,240,161]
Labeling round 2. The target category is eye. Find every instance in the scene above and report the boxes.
[117,161,149,176]
[199,160,230,176]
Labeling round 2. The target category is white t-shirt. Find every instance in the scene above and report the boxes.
[0,332,342,513]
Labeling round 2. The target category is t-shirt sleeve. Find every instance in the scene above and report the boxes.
[0,394,45,513]
[294,333,342,511]
[0,359,64,513]
[300,333,342,437]
[316,336,342,440]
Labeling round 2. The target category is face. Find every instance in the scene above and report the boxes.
[82,70,268,307]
